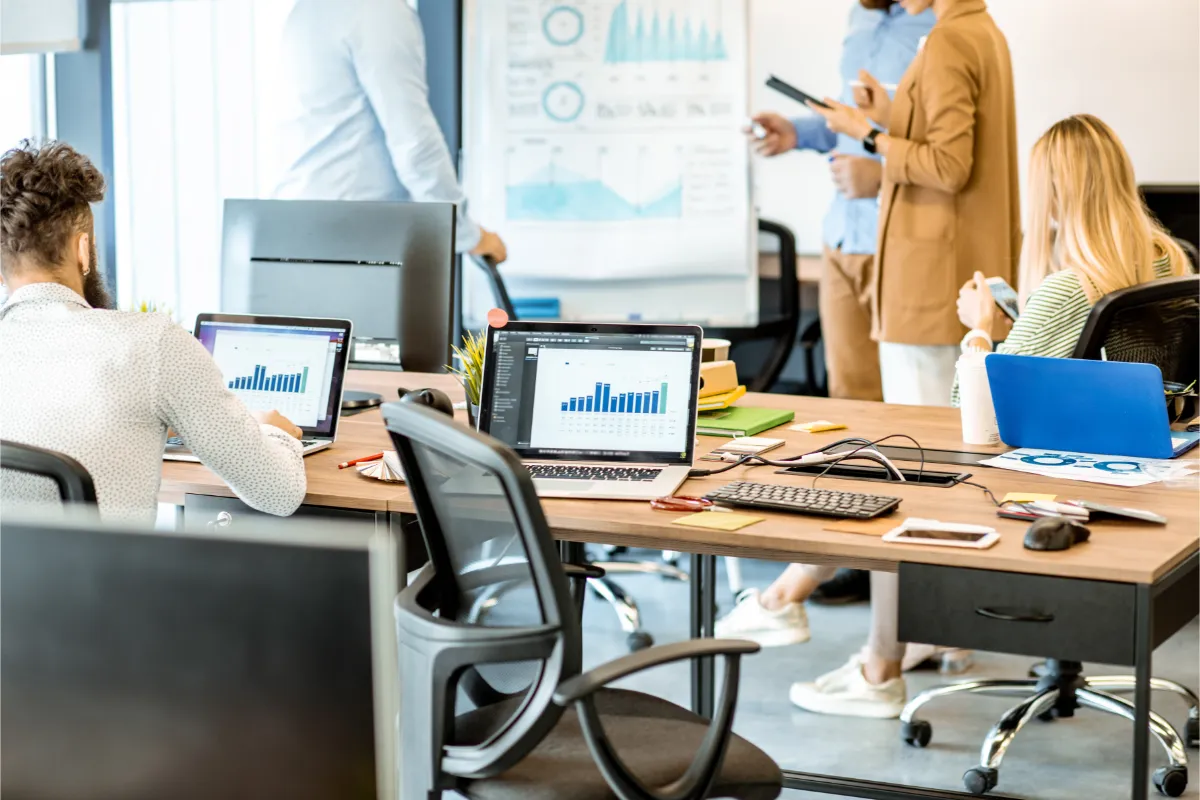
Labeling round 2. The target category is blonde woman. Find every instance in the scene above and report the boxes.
[783,114,1189,720]
[958,114,1190,359]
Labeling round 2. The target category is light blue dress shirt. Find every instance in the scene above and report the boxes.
[790,3,933,255]
[275,0,482,252]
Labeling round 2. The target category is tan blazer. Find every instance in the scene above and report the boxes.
[873,0,1021,345]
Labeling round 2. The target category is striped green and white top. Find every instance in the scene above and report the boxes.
[952,254,1173,405]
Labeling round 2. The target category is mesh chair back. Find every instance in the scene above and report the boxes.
[1072,275,1200,387]
[1,440,98,510]
[384,402,580,781]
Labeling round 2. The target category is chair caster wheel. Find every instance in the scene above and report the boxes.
[963,767,998,795]
[1037,710,1055,722]
[1185,713,1198,749]
[1154,766,1188,797]
[626,631,653,651]
[901,720,932,748]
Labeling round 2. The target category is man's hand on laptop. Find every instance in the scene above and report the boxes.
[252,410,303,439]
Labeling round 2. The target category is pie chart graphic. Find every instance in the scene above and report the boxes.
[543,5,585,46]
[542,81,586,123]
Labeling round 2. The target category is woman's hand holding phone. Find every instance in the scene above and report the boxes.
[853,70,893,127]
[958,272,1014,345]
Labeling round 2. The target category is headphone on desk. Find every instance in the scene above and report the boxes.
[395,387,455,418]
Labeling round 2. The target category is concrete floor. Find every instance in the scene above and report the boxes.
[578,553,1200,799]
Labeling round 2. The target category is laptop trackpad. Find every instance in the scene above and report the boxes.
[535,479,596,493]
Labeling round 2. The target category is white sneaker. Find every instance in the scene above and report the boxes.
[789,659,907,719]
[714,589,810,647]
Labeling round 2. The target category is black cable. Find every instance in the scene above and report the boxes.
[687,446,904,480]
[958,478,1002,507]
[810,434,926,488]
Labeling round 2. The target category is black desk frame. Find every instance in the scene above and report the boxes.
[185,496,1196,800]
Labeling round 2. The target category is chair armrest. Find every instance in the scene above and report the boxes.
[562,562,606,580]
[553,638,759,705]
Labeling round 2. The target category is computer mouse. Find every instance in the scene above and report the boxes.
[395,387,455,418]
[1023,517,1091,551]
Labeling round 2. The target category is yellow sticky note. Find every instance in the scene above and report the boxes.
[673,512,764,531]
[1002,492,1057,504]
[790,420,848,433]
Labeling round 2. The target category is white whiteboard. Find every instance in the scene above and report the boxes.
[749,0,1200,255]
[462,0,758,326]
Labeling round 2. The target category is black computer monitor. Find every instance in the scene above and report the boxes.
[1140,184,1200,253]
[221,198,456,372]
[1,515,400,800]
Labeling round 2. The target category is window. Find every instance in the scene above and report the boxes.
[0,53,49,152]
[110,0,292,322]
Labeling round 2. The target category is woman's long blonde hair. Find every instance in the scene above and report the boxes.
[1018,114,1188,305]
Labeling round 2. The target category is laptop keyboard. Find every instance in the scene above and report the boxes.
[528,464,664,482]
[167,436,319,449]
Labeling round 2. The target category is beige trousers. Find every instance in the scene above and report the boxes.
[819,247,883,402]
[803,565,904,662]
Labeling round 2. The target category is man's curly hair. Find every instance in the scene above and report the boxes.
[1,140,105,275]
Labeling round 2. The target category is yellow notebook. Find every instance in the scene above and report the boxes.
[697,385,746,411]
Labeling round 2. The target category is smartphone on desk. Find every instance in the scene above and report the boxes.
[986,277,1020,321]
[882,519,1000,549]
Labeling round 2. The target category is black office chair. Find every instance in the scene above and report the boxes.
[472,253,519,320]
[901,275,1200,797]
[0,440,97,505]
[704,219,801,393]
[383,402,782,800]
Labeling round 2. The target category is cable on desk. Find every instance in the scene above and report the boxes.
[809,434,926,488]
[958,478,1002,507]
[688,434,920,484]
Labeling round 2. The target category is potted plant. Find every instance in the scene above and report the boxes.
[448,330,486,428]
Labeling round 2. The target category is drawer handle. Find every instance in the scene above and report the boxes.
[975,606,1055,623]
[207,511,233,530]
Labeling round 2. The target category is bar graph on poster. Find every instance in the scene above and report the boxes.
[466,0,754,295]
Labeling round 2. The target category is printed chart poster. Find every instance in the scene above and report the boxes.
[467,0,753,281]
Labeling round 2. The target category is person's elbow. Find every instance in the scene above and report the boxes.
[928,152,973,194]
[241,470,308,517]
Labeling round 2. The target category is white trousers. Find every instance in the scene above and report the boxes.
[878,342,959,407]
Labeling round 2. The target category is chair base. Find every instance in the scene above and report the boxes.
[588,548,688,652]
[900,659,1198,797]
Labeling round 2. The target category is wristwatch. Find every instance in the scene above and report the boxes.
[862,128,881,154]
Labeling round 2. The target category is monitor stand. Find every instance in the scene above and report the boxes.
[342,391,383,412]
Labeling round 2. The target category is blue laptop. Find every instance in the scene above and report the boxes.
[986,354,1200,459]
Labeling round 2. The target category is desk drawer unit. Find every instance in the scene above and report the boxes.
[898,563,1137,666]
[184,494,378,528]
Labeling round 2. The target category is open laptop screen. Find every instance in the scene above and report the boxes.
[480,323,702,465]
[195,315,351,436]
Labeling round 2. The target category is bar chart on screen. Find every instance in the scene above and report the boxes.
[210,329,333,429]
[529,347,693,452]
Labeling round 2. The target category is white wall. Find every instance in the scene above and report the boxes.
[111,0,293,321]
[750,0,1200,254]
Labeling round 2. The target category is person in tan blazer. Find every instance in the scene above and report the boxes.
[810,0,1020,407]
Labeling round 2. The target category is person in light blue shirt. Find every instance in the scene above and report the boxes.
[749,0,932,401]
[275,0,507,263]
[715,0,938,699]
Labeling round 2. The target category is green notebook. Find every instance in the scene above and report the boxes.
[696,406,795,437]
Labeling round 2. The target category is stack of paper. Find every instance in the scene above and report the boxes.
[981,448,1197,487]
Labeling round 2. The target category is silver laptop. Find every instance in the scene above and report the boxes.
[477,321,703,500]
[164,313,353,462]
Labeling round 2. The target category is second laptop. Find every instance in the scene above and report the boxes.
[477,321,703,500]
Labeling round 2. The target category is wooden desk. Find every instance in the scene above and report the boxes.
[160,370,1199,800]
[163,371,1198,585]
